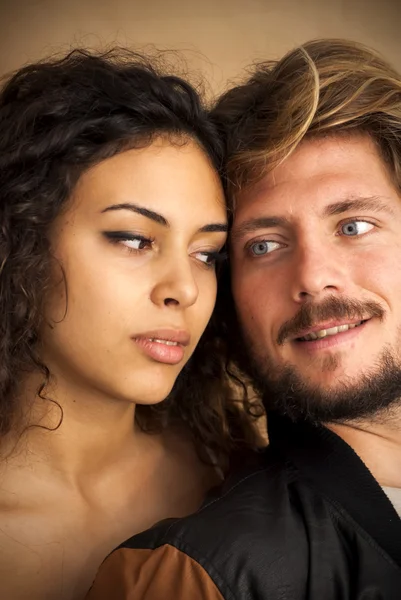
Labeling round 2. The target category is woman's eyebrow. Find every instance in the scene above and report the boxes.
[198,223,228,233]
[101,202,227,233]
[101,203,169,227]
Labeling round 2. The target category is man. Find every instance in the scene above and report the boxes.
[86,39,401,599]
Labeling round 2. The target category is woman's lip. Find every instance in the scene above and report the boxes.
[133,337,186,365]
[132,329,190,346]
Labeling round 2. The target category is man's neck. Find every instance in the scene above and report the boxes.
[327,411,401,488]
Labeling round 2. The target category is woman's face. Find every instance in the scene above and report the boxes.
[41,138,227,405]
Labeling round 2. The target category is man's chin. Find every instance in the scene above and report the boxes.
[248,348,401,424]
[293,370,359,392]
[286,348,345,373]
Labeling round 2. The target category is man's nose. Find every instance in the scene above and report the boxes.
[290,239,348,303]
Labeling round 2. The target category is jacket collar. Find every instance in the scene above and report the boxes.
[267,412,401,567]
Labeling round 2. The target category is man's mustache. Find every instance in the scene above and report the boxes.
[277,296,385,345]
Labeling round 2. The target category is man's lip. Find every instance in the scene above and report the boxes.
[292,318,369,340]
[132,329,190,346]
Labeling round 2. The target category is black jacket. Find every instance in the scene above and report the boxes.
[87,413,401,599]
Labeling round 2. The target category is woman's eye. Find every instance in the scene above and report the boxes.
[194,251,221,267]
[121,236,153,250]
[103,231,155,252]
[248,240,281,256]
[340,220,374,237]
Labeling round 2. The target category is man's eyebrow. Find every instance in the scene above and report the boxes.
[101,202,227,234]
[323,196,395,217]
[231,216,290,241]
[101,203,169,227]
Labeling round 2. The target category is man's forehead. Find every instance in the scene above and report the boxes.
[233,137,398,224]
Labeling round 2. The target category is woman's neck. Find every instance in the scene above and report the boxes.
[2,371,147,490]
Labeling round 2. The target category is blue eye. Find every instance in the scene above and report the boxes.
[341,221,374,236]
[248,240,281,256]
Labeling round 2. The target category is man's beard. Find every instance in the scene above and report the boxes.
[235,295,401,424]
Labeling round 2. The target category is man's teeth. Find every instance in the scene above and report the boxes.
[300,321,363,341]
[148,338,179,346]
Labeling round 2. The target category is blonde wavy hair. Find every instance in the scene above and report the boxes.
[212,39,401,202]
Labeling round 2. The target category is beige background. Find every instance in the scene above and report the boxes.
[0,0,400,94]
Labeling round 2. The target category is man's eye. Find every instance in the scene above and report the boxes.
[340,220,374,237]
[248,240,281,256]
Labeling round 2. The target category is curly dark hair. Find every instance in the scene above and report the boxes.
[0,48,261,468]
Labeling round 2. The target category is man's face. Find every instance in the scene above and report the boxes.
[230,135,401,421]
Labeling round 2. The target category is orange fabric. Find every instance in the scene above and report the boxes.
[86,544,225,600]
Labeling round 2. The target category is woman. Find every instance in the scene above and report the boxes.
[0,49,258,599]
